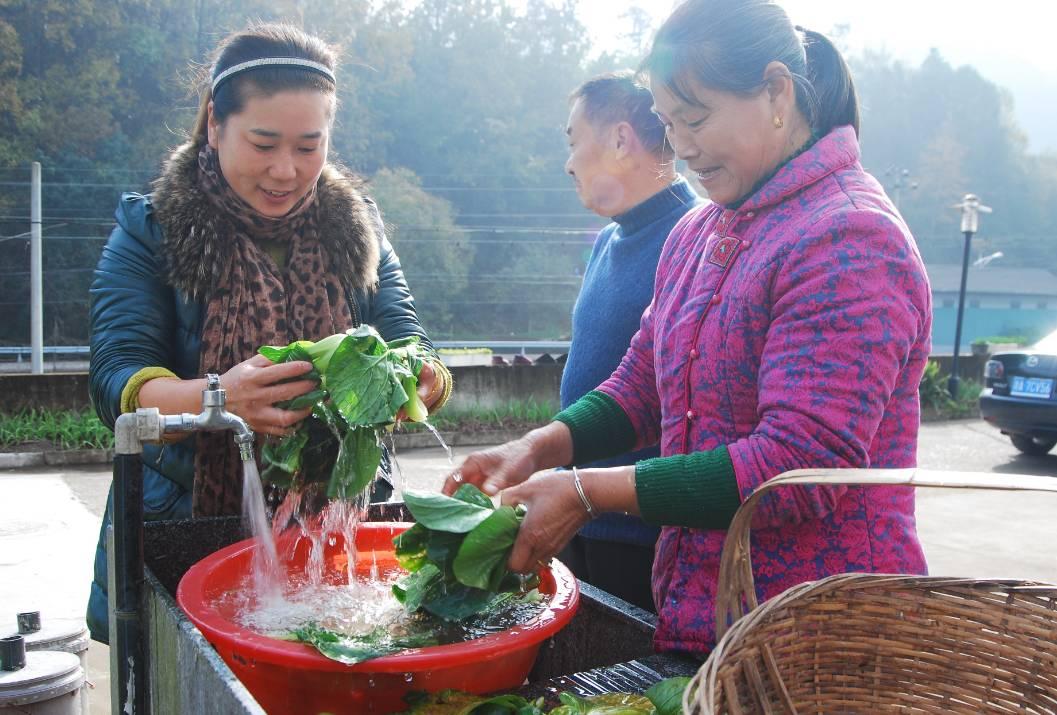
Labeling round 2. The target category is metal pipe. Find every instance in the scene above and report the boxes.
[109,409,163,715]
[109,451,146,714]
[109,378,255,714]
[30,162,42,375]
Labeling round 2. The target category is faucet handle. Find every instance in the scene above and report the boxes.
[202,373,226,409]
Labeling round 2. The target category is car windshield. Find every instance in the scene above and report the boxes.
[1033,329,1057,352]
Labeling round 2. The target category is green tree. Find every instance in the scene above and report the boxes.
[369,167,470,337]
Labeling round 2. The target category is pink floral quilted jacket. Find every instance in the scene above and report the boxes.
[597,126,931,655]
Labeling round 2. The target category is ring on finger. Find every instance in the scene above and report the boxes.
[452,471,463,483]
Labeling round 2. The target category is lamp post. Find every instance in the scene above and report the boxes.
[948,193,993,399]
[886,167,918,210]
[972,251,1003,268]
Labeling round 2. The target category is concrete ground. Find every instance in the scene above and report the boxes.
[2,421,1056,714]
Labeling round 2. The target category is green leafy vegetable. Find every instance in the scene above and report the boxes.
[400,689,546,715]
[402,489,494,533]
[454,505,520,591]
[392,563,444,613]
[394,484,533,621]
[260,428,309,487]
[549,692,654,715]
[643,677,690,715]
[291,623,437,666]
[257,326,431,500]
[394,523,430,571]
[396,678,690,715]
[330,425,382,499]
[327,328,407,425]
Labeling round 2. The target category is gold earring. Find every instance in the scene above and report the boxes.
[773,116,783,129]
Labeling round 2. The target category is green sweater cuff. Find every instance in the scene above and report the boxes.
[553,390,637,466]
[635,447,741,530]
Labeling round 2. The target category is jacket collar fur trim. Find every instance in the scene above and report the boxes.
[151,141,380,301]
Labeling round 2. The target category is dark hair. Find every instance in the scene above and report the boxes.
[641,0,859,136]
[570,71,671,159]
[190,23,338,145]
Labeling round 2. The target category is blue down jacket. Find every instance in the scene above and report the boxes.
[87,146,431,642]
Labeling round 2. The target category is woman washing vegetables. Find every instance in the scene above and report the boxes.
[86,23,450,643]
[445,0,931,657]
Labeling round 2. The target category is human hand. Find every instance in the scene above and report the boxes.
[442,437,541,497]
[220,353,317,436]
[500,470,592,573]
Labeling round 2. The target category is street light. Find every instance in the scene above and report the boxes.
[948,193,993,399]
[885,167,918,210]
[972,251,1003,268]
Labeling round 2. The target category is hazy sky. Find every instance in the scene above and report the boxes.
[571,0,1057,152]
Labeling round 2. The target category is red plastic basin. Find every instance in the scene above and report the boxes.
[177,522,579,714]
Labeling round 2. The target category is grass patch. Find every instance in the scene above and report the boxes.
[0,409,112,451]
[403,399,557,433]
[920,360,981,419]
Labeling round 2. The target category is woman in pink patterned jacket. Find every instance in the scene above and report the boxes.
[444,0,931,657]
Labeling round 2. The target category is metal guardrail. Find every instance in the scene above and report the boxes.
[0,341,571,361]
[0,345,90,361]
[434,340,570,355]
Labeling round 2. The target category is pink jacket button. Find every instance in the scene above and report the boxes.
[686,410,695,420]
[689,348,699,359]
[711,294,722,304]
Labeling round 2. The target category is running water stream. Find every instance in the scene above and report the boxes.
[241,459,282,601]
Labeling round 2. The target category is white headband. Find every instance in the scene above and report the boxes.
[211,57,336,94]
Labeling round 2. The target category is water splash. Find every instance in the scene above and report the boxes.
[422,422,454,464]
[241,460,281,600]
[378,436,403,497]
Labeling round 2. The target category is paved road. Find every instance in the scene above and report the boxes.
[2,419,1056,714]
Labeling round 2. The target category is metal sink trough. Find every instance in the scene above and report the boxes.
[136,508,699,713]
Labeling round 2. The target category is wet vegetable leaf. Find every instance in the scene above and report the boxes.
[292,623,436,665]
[398,689,545,715]
[258,327,430,501]
[394,523,430,572]
[549,691,654,714]
[643,677,691,715]
[258,340,315,368]
[329,425,381,499]
[421,586,511,622]
[452,483,494,509]
[280,388,328,410]
[426,529,466,577]
[454,506,520,591]
[260,429,309,487]
[393,563,443,613]
[403,489,494,533]
[326,326,407,426]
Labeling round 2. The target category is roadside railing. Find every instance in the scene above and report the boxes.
[0,341,572,363]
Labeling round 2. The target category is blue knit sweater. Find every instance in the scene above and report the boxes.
[560,177,702,544]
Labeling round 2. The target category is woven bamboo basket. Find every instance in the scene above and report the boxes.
[686,468,1057,714]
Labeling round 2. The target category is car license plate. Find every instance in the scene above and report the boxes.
[1010,376,1054,399]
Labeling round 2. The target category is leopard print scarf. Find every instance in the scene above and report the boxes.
[193,144,355,516]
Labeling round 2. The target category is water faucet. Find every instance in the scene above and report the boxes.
[158,374,255,461]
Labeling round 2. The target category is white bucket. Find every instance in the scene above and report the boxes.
[0,650,84,715]
[21,619,90,715]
